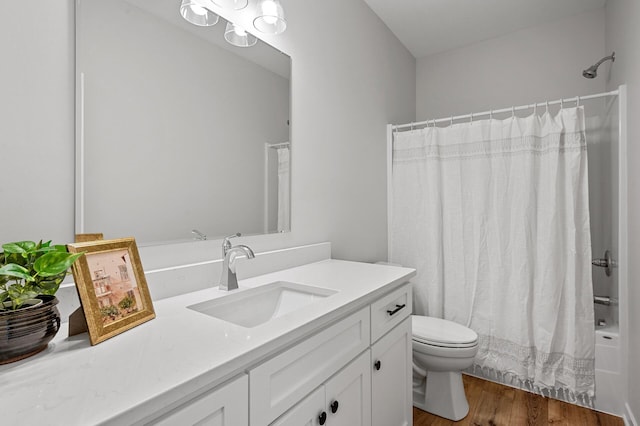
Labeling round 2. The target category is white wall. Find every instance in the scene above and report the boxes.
[0,1,75,243]
[416,8,606,120]
[0,0,416,263]
[605,0,640,423]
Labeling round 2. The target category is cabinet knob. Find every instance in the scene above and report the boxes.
[330,400,339,413]
[374,360,381,370]
[318,411,327,425]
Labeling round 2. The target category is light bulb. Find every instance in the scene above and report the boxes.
[180,0,219,26]
[262,0,278,24]
[189,4,207,15]
[253,0,286,34]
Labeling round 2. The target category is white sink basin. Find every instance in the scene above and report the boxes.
[187,281,338,328]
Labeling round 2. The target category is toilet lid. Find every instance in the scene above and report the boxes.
[412,315,478,347]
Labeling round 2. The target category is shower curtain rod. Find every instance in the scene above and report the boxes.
[392,89,619,131]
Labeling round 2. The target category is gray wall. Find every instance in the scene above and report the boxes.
[1,1,75,243]
[415,8,607,120]
[0,0,416,263]
[605,0,640,422]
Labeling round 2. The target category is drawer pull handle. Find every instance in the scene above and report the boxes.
[374,360,381,371]
[319,411,327,425]
[330,400,339,413]
[387,304,406,316]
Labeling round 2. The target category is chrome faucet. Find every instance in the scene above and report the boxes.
[191,229,207,240]
[222,233,241,257]
[219,233,255,291]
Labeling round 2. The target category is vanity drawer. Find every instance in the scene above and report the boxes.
[249,307,370,426]
[370,283,412,343]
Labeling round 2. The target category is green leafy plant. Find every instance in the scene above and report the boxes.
[0,240,83,310]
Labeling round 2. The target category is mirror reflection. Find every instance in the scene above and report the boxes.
[76,0,291,244]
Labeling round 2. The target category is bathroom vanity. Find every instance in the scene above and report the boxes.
[0,259,415,426]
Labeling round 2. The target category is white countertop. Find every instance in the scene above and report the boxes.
[0,259,415,425]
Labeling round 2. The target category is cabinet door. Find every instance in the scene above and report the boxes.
[324,350,372,426]
[250,307,370,425]
[150,375,248,426]
[371,317,412,426]
[270,387,325,426]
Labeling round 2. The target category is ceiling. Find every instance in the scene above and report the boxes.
[362,0,607,58]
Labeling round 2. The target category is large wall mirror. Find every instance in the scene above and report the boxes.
[76,0,291,245]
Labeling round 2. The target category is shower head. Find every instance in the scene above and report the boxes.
[582,52,615,79]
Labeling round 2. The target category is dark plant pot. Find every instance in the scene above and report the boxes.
[0,295,61,364]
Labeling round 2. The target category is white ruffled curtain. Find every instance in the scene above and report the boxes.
[390,107,595,402]
[276,146,290,232]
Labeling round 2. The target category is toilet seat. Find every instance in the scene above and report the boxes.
[412,315,478,348]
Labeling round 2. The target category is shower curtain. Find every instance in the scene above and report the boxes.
[390,107,596,402]
[276,146,290,232]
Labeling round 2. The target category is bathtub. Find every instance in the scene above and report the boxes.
[594,325,623,415]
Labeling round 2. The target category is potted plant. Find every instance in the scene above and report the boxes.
[0,240,83,364]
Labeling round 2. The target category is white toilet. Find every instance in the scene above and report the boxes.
[412,315,479,421]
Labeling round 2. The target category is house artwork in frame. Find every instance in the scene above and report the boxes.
[67,237,155,345]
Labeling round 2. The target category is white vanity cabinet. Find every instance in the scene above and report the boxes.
[370,285,413,426]
[0,259,417,426]
[147,282,412,426]
[149,374,248,426]
[254,283,412,426]
[250,307,371,425]
[272,351,371,426]
[371,317,412,426]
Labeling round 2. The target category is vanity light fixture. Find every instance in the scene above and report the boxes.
[253,0,287,35]
[180,0,219,26]
[211,0,248,10]
[224,22,258,47]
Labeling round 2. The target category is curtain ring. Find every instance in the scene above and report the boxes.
[546,101,549,114]
[489,109,493,120]
[511,106,515,118]
[450,116,454,126]
[534,103,538,115]
[576,95,581,107]
[560,98,564,109]
[470,113,473,123]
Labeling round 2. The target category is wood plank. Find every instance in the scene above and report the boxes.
[412,375,625,426]
[597,410,627,426]
[548,398,570,425]
[471,379,516,425]
[413,407,453,426]
[456,374,484,425]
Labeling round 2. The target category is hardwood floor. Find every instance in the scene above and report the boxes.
[413,375,623,426]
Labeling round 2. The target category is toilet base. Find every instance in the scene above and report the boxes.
[413,371,469,421]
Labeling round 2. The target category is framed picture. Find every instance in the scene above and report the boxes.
[74,233,104,243]
[67,237,155,345]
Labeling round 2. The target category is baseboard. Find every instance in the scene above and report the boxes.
[625,402,638,426]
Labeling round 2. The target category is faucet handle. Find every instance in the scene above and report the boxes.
[222,233,241,255]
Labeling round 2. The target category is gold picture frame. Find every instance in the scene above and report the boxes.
[67,237,155,345]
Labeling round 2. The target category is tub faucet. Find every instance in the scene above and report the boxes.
[219,234,255,291]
